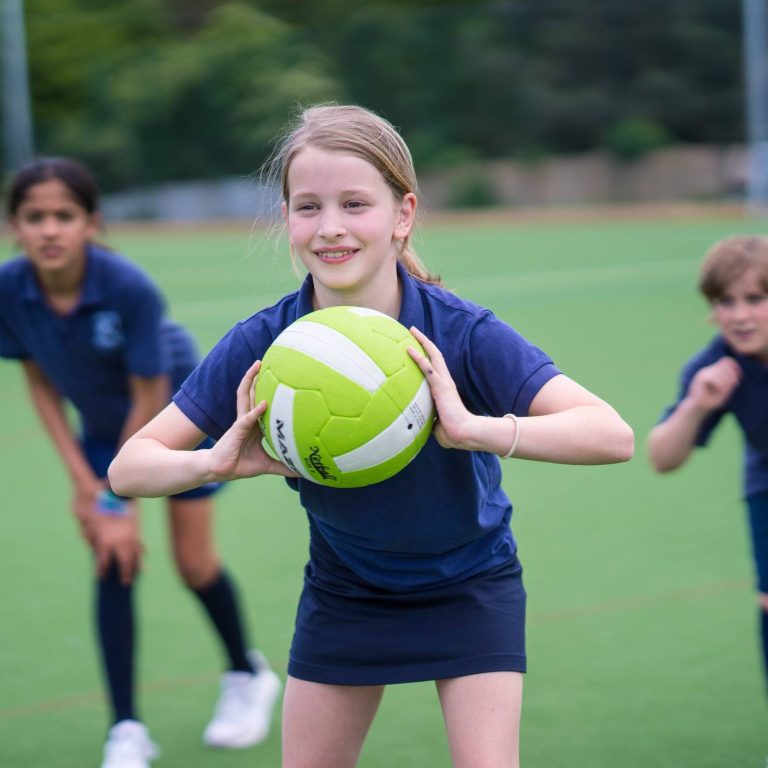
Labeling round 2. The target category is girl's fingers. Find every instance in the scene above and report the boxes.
[117,549,135,585]
[270,458,300,478]
[407,345,431,374]
[238,400,267,433]
[236,360,262,417]
[95,548,109,579]
[410,326,447,371]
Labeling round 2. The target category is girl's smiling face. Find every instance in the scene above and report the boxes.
[711,266,768,361]
[283,146,416,316]
[10,178,98,282]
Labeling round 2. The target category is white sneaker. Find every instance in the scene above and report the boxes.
[101,720,159,768]
[203,651,282,749]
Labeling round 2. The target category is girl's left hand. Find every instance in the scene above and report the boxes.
[408,327,474,450]
[206,360,299,481]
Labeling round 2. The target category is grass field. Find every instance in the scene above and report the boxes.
[1,207,767,767]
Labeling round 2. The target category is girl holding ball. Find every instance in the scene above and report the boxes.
[109,104,634,768]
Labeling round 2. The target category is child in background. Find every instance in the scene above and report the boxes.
[109,104,634,768]
[0,158,281,768]
[648,235,768,714]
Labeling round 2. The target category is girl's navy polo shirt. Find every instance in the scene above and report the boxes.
[175,263,560,591]
[0,245,172,442]
[661,335,768,498]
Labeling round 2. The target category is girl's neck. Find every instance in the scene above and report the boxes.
[35,252,88,315]
[313,280,402,319]
[311,261,403,319]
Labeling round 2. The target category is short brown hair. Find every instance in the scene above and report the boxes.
[699,235,768,301]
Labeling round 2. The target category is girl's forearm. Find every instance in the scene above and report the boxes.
[647,397,708,472]
[468,405,634,465]
[108,438,217,498]
[23,363,98,489]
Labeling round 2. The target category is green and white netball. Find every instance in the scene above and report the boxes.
[254,306,435,488]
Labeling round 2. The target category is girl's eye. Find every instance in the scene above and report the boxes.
[746,293,768,305]
[345,200,366,209]
[715,297,734,307]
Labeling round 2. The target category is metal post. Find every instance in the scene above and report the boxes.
[1,0,34,172]
[743,0,768,208]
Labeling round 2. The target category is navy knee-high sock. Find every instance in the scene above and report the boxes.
[96,562,136,724]
[191,570,253,673]
[761,609,768,697]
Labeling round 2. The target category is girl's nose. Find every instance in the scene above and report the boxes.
[732,300,751,321]
[318,211,346,239]
[41,216,60,237]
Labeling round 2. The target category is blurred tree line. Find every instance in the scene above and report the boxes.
[21,0,743,190]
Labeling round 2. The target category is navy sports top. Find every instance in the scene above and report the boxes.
[175,262,560,590]
[0,244,197,442]
[660,335,768,498]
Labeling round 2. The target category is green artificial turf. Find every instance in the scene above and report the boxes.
[1,209,766,767]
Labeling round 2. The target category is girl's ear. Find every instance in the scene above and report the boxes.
[281,201,289,223]
[393,192,417,240]
[85,211,102,241]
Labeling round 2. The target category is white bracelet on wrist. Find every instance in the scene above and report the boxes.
[502,413,520,459]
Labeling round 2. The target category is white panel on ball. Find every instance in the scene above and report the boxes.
[273,322,386,392]
[268,384,313,481]
[334,378,434,472]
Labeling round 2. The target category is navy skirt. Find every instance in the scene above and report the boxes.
[288,541,527,686]
[748,491,768,592]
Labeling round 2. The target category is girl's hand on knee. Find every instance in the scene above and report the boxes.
[73,482,101,547]
[92,500,143,585]
[408,327,477,451]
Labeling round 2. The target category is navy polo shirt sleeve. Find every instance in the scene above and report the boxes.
[174,290,303,439]
[174,324,261,440]
[460,311,560,417]
[659,341,729,446]
[118,271,166,378]
[0,313,28,360]
[0,261,28,360]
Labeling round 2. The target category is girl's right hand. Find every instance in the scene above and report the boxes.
[687,356,742,412]
[207,360,299,481]
[72,481,103,547]
[91,499,143,585]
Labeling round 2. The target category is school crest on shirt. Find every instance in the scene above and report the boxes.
[91,311,125,350]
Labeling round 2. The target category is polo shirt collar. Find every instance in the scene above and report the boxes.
[77,244,105,307]
[296,273,315,318]
[294,260,427,331]
[395,261,427,333]
[21,243,104,308]
[21,258,42,301]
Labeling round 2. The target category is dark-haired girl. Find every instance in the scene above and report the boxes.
[0,158,281,768]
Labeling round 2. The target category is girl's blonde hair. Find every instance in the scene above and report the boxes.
[265,104,441,286]
[699,235,768,301]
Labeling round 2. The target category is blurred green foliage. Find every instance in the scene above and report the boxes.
[18,0,743,189]
[444,168,501,208]
[604,117,673,161]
